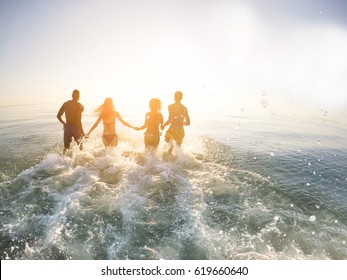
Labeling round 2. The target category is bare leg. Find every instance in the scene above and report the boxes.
[63,142,70,155]
[77,140,83,150]
[146,145,158,155]
[166,139,174,154]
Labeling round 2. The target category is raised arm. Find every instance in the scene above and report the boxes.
[86,116,102,136]
[136,113,149,131]
[116,112,134,128]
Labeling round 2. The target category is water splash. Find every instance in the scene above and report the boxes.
[1,136,346,260]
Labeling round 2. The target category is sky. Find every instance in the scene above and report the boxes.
[1,0,347,120]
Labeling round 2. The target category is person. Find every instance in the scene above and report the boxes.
[161,91,190,154]
[86,97,134,147]
[57,89,84,154]
[135,98,164,152]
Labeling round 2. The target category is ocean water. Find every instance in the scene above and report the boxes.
[0,104,346,260]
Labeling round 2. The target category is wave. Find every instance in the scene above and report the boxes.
[0,136,346,259]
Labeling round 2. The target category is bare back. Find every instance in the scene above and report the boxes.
[168,103,189,127]
[58,100,83,125]
[145,112,164,134]
[101,111,118,135]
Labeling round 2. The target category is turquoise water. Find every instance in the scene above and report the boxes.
[0,104,346,259]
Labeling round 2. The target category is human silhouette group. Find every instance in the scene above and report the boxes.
[57,90,190,155]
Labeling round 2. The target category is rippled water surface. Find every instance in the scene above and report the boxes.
[0,104,346,259]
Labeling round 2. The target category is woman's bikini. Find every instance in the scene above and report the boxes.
[102,121,117,146]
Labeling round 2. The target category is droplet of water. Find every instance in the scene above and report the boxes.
[219,230,223,235]
[316,140,320,144]
[261,99,268,108]
[335,220,338,224]
[306,182,310,186]
[309,215,316,222]
[313,171,316,175]
[312,231,315,235]
[290,204,294,207]
[315,205,320,209]
[274,216,280,221]
[270,152,274,156]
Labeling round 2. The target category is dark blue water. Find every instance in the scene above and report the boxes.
[0,104,346,259]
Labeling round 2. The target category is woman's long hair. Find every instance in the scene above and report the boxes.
[95,98,115,117]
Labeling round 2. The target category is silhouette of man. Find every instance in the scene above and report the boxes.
[161,91,190,154]
[57,89,84,153]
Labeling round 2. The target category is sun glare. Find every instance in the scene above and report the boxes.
[1,0,347,124]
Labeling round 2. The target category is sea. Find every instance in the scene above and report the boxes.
[0,103,346,260]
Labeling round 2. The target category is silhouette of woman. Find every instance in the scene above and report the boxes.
[135,98,164,152]
[86,98,134,147]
